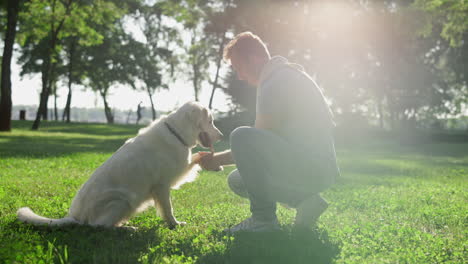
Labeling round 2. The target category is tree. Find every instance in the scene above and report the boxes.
[81,21,140,124]
[222,70,256,113]
[219,0,466,130]
[176,0,211,102]
[18,0,124,129]
[413,0,468,120]
[135,2,179,120]
[204,0,234,109]
[62,37,78,122]
[0,0,21,132]
[187,29,210,102]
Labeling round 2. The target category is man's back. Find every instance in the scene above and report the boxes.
[257,56,336,159]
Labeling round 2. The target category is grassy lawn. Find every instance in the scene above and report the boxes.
[0,121,466,264]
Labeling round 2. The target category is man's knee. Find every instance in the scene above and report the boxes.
[230,126,256,155]
[227,169,249,198]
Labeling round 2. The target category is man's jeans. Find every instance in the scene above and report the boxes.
[229,126,337,221]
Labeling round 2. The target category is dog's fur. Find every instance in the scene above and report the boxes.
[17,102,222,228]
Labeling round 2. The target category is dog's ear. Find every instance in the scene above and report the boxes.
[184,105,202,126]
[184,103,209,129]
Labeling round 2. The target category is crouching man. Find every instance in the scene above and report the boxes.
[199,32,340,232]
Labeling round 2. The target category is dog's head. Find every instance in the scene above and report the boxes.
[179,102,223,149]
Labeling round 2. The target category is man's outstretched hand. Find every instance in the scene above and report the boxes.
[194,151,223,171]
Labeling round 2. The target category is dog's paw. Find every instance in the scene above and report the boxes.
[114,226,138,233]
[168,221,186,229]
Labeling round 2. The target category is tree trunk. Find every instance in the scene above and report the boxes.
[32,0,71,130]
[208,33,226,109]
[99,89,114,124]
[63,85,72,122]
[47,61,58,121]
[42,67,56,121]
[192,64,199,101]
[190,32,200,102]
[146,86,156,120]
[42,93,49,121]
[49,73,58,121]
[63,40,75,123]
[32,58,52,130]
[0,0,20,132]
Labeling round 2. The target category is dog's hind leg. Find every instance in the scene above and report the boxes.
[89,199,134,228]
[152,185,185,229]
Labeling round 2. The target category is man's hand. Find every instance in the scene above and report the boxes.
[191,152,211,164]
[196,151,223,171]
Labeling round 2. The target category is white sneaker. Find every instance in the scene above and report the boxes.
[294,195,329,229]
[224,216,280,233]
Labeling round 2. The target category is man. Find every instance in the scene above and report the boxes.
[199,32,340,232]
[136,101,143,125]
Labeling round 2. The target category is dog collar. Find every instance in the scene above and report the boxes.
[164,121,189,147]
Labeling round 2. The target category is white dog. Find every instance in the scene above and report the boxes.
[18,102,223,229]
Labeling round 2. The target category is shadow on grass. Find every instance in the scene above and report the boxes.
[337,155,468,187]
[3,221,163,264]
[0,135,228,159]
[0,135,127,158]
[2,121,228,158]
[336,139,468,158]
[11,120,141,136]
[198,228,340,264]
[4,220,339,264]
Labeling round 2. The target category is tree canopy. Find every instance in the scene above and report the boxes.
[0,0,466,130]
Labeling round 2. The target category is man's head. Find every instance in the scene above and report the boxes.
[223,32,271,86]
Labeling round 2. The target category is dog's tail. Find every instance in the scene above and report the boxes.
[17,207,78,226]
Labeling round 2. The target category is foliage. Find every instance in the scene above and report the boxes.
[221,0,467,129]
[222,70,256,113]
[3,0,467,130]
[15,0,128,129]
[414,0,468,47]
[0,121,466,263]
[17,0,124,48]
[132,1,180,119]
[80,20,142,123]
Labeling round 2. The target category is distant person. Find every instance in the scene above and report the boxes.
[198,32,340,232]
[136,102,143,125]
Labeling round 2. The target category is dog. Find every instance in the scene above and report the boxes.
[17,102,223,229]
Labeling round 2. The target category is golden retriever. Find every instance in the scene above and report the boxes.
[17,102,222,229]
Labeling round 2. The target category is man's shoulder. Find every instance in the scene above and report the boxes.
[260,64,302,88]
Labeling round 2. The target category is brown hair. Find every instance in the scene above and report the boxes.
[223,32,270,64]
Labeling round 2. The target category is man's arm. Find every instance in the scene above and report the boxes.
[198,150,234,171]
[214,150,235,166]
[198,112,278,171]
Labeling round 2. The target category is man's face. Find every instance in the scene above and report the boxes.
[230,55,257,87]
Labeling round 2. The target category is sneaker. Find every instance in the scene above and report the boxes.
[294,195,329,229]
[224,216,280,233]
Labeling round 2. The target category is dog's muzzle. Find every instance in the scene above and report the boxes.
[198,132,212,148]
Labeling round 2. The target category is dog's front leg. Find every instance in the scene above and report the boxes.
[152,185,186,229]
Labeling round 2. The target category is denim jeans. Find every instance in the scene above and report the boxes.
[229,126,337,221]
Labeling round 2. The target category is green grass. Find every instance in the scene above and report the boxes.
[0,120,466,264]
